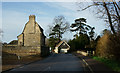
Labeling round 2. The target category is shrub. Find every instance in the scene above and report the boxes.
[96,33,120,60]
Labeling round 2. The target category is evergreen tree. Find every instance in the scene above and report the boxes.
[71,18,87,35]
[48,16,69,49]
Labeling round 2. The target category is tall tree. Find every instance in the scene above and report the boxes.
[48,16,69,49]
[89,27,95,40]
[51,15,69,42]
[49,24,61,45]
[70,18,95,39]
[68,33,90,50]
[70,18,87,35]
[48,36,58,49]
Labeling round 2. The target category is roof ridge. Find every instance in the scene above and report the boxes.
[55,40,70,48]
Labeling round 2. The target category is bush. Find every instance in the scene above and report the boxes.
[96,33,120,60]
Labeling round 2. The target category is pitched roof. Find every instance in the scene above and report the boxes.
[17,15,46,38]
[55,40,70,48]
[18,21,46,37]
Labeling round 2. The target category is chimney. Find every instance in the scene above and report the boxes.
[29,15,35,22]
[28,15,36,33]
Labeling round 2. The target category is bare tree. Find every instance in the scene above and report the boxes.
[77,0,120,34]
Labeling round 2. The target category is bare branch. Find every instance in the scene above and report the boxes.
[81,4,95,11]
[114,2,120,10]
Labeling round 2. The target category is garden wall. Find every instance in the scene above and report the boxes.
[2,46,49,57]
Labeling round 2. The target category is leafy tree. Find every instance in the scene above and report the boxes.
[68,39,76,52]
[77,34,90,50]
[69,17,96,51]
[48,24,61,49]
[49,24,61,39]
[68,34,90,51]
[48,36,58,50]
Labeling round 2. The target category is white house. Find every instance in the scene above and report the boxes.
[54,40,70,53]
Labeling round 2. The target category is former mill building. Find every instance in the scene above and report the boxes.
[3,15,49,57]
[17,15,46,47]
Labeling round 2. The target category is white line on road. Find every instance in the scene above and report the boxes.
[41,66,51,72]
[82,59,94,73]
[19,66,24,68]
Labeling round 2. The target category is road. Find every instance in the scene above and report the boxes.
[9,53,86,73]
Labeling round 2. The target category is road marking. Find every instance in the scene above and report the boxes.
[79,58,86,72]
[82,58,94,73]
[41,66,51,72]
[19,66,24,68]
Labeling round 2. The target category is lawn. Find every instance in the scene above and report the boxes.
[92,56,120,72]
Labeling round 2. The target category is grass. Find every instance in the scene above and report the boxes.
[92,56,120,72]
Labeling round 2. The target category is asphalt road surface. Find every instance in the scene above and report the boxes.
[9,53,85,73]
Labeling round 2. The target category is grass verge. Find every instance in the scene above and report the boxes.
[92,56,120,72]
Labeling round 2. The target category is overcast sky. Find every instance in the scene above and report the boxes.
[2,2,108,43]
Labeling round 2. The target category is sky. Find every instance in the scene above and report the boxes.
[1,2,108,43]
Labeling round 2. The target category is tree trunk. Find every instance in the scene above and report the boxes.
[58,27,61,43]
[103,2,116,34]
[113,2,120,31]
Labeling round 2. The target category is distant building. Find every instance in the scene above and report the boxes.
[17,15,46,47]
[54,40,70,53]
[9,40,18,45]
